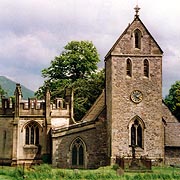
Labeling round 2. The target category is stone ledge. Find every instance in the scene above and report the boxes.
[52,121,96,138]
[23,145,38,149]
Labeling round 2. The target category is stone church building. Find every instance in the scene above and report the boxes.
[0,7,180,168]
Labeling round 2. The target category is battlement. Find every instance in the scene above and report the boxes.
[19,98,45,116]
[51,98,70,117]
[0,97,14,115]
[0,84,73,119]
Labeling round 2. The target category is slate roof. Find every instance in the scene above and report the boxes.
[81,90,105,122]
[165,122,180,147]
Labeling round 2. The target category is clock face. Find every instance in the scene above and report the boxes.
[130,90,143,103]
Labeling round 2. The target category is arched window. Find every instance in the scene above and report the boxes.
[126,59,132,77]
[134,29,142,49]
[144,59,149,77]
[71,138,85,167]
[25,121,39,145]
[130,117,144,148]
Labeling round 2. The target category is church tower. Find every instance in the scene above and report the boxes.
[105,6,164,164]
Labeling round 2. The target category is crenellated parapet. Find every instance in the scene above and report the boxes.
[19,98,45,116]
[0,97,14,115]
[0,84,74,125]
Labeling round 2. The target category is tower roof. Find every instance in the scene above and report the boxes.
[105,6,163,59]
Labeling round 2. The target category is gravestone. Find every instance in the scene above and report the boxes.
[129,145,140,170]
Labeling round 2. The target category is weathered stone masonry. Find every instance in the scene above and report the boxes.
[0,7,180,168]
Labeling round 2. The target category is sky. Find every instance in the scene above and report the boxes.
[0,0,180,97]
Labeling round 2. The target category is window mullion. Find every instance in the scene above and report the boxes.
[34,127,36,145]
[77,147,79,166]
[29,127,31,145]
[135,126,138,146]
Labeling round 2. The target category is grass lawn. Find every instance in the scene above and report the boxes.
[0,164,179,180]
[0,175,15,180]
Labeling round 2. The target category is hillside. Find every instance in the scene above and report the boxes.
[0,76,35,99]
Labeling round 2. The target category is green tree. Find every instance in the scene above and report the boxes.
[0,84,7,97]
[165,81,180,121]
[72,69,105,120]
[42,41,100,81]
[36,41,105,120]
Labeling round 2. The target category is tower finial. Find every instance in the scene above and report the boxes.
[134,4,140,17]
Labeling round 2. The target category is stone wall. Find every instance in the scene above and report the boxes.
[105,57,113,163]
[52,117,108,169]
[165,123,180,147]
[0,118,13,165]
[163,103,180,165]
[165,147,180,165]
[16,119,46,165]
[105,16,164,164]
[0,84,73,166]
[108,56,164,161]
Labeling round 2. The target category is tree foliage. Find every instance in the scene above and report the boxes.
[0,84,7,97]
[42,41,100,81]
[165,81,180,121]
[35,41,105,120]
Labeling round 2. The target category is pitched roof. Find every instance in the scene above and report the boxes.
[105,16,163,59]
[162,101,178,123]
[81,90,105,122]
[165,122,180,147]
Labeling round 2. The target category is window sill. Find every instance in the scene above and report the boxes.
[129,145,144,151]
[71,165,84,169]
[134,48,141,51]
[143,76,149,79]
[126,75,132,78]
[23,145,38,149]
[135,147,144,152]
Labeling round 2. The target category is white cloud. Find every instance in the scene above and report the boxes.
[0,0,179,96]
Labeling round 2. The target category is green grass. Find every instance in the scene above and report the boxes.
[0,164,179,180]
[0,175,15,180]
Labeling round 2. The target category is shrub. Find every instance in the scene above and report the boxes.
[55,170,66,178]
[112,164,119,171]
[133,174,144,180]
[84,173,97,180]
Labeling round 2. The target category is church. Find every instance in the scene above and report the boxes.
[0,6,180,169]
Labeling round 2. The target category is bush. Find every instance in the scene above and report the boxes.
[112,164,119,171]
[84,173,97,180]
[42,154,51,164]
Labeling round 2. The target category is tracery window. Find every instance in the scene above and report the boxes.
[144,59,149,77]
[71,138,84,166]
[130,118,143,148]
[126,59,132,77]
[25,121,39,145]
[134,29,142,49]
